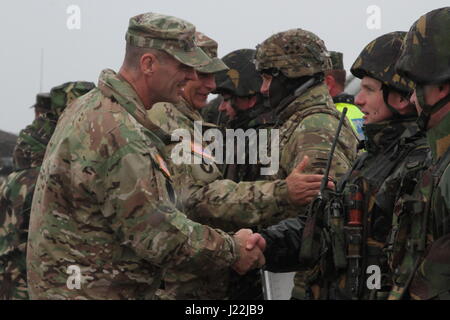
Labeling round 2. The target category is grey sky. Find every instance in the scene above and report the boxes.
[1,0,448,134]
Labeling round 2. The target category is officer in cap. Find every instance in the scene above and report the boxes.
[26,13,265,300]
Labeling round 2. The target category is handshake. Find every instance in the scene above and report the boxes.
[231,229,266,275]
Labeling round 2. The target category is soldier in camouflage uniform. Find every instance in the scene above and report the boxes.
[251,31,431,300]
[26,13,265,300]
[389,7,450,300]
[0,83,94,299]
[254,28,359,217]
[212,49,275,182]
[149,32,327,300]
[253,28,359,299]
[201,49,268,130]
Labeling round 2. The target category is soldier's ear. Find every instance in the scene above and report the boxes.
[248,95,258,108]
[140,53,156,75]
[438,82,450,97]
[324,74,335,90]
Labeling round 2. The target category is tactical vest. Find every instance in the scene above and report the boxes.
[387,146,449,300]
[298,128,429,300]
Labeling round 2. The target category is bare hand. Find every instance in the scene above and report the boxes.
[286,156,334,206]
[232,229,265,275]
[245,232,266,251]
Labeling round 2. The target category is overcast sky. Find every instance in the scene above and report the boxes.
[1,0,448,134]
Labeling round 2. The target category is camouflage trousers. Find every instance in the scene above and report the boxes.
[0,251,29,300]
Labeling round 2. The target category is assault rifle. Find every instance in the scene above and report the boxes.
[299,108,348,271]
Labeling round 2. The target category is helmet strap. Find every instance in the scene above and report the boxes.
[416,84,450,130]
[381,84,402,118]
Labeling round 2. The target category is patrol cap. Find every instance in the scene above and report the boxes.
[195,32,229,74]
[125,12,211,68]
[50,81,96,118]
[31,92,51,112]
[330,51,344,70]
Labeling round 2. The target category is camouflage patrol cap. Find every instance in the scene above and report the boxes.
[351,31,414,94]
[330,51,344,70]
[254,28,332,78]
[31,93,51,113]
[396,7,450,85]
[214,49,262,97]
[126,13,211,68]
[50,81,95,118]
[195,32,229,74]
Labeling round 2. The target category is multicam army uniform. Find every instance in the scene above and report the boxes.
[27,13,243,300]
[254,28,359,299]
[254,28,359,214]
[149,99,279,299]
[27,68,240,300]
[148,41,295,299]
[390,7,450,300]
[0,83,94,300]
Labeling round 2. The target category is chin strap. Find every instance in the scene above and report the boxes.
[416,84,450,130]
[381,84,402,118]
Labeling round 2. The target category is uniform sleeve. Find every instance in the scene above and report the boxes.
[183,177,297,231]
[103,139,238,274]
[260,216,306,272]
[282,113,357,179]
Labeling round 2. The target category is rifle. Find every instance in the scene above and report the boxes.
[299,107,349,270]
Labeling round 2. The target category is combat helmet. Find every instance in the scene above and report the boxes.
[254,28,332,78]
[351,31,414,118]
[395,7,450,128]
[214,49,262,97]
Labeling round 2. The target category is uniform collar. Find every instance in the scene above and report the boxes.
[176,97,204,123]
[277,83,333,123]
[97,69,172,152]
[362,116,420,155]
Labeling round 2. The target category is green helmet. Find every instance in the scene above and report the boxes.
[50,81,95,118]
[254,28,332,78]
[396,7,450,129]
[351,31,414,95]
[214,49,262,97]
[396,7,450,85]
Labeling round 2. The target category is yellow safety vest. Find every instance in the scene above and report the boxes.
[336,102,365,141]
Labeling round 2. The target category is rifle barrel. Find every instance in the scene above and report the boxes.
[320,107,348,192]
